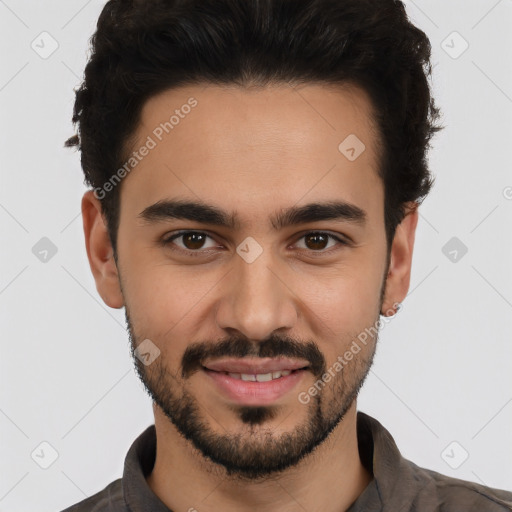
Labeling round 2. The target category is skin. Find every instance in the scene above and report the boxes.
[82,82,418,512]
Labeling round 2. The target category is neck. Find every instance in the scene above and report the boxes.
[147,401,373,512]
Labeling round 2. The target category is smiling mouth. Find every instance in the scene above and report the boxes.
[202,367,308,382]
[201,365,309,405]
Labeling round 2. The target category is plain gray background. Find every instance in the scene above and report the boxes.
[1,1,511,510]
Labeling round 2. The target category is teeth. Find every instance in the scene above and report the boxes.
[256,373,272,382]
[274,370,291,378]
[227,370,292,381]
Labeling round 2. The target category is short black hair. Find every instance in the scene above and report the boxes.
[65,0,442,256]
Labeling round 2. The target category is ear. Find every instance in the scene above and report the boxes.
[381,202,419,316]
[82,190,124,309]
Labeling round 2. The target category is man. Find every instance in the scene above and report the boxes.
[61,0,512,510]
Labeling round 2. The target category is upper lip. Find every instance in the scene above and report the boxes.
[202,357,309,374]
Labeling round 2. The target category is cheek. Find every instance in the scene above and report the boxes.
[121,264,222,362]
[290,263,384,333]
[122,253,213,319]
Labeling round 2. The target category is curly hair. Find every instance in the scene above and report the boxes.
[65,0,442,256]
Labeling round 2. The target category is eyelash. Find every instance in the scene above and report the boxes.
[161,230,349,257]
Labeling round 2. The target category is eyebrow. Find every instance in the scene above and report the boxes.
[138,198,367,230]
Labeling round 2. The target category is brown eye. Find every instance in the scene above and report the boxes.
[295,232,345,252]
[162,230,347,257]
[304,233,329,250]
[163,231,218,253]
[181,232,207,250]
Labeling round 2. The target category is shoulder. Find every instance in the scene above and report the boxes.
[410,461,512,511]
[59,478,125,512]
[356,412,512,511]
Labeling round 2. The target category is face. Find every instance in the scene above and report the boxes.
[83,82,417,480]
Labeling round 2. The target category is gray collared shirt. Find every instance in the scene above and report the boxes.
[61,411,512,511]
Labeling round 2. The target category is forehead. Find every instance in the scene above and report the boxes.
[121,82,384,228]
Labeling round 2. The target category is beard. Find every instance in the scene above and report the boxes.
[126,306,379,481]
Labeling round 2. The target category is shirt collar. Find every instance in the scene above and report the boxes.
[122,423,170,511]
[122,411,416,512]
[348,411,431,511]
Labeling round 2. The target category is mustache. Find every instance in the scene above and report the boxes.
[181,333,326,379]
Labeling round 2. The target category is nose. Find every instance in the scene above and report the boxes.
[214,250,298,341]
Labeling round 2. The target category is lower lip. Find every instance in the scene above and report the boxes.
[202,368,307,405]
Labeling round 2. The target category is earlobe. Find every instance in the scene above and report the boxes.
[381,202,419,316]
[82,190,125,309]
